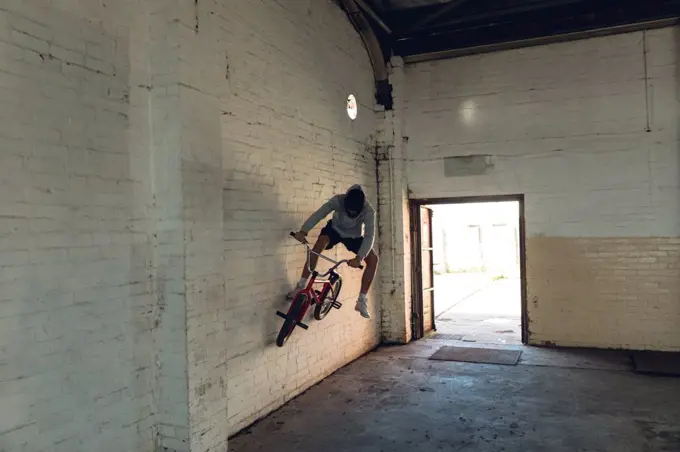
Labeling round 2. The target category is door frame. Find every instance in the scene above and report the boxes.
[409,194,529,344]
[409,205,435,340]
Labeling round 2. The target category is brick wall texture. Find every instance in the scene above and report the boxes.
[0,0,379,451]
[400,27,680,351]
[2,1,679,451]
[528,237,680,350]
[217,0,381,437]
[376,57,413,344]
[1,2,158,452]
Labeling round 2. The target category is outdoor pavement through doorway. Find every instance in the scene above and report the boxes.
[434,274,522,345]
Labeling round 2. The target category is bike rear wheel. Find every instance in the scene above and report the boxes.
[276,293,307,347]
[314,279,342,321]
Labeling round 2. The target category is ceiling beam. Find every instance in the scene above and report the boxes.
[401,0,469,34]
[395,0,680,56]
[354,0,393,34]
[397,0,582,38]
[403,17,680,63]
[366,0,388,12]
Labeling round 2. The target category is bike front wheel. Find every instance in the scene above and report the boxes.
[276,293,307,347]
[314,279,342,321]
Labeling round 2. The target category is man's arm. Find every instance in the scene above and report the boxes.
[356,208,376,260]
[300,197,337,233]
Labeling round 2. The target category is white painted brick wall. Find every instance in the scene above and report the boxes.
[404,28,679,238]
[0,1,158,451]
[146,4,193,451]
[174,3,230,449]
[214,0,381,436]
[3,0,381,450]
[394,27,680,350]
[377,57,413,344]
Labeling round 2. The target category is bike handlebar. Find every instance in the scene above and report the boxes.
[290,232,364,272]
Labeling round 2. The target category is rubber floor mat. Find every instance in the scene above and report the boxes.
[432,333,464,341]
[631,351,680,376]
[430,346,521,366]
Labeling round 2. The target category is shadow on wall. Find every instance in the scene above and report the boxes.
[222,171,298,352]
[222,178,378,350]
[221,157,381,432]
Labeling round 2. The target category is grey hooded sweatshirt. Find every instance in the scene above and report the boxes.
[300,184,376,259]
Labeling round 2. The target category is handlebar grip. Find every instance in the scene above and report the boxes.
[290,231,296,237]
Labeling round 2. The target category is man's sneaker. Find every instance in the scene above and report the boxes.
[355,299,370,319]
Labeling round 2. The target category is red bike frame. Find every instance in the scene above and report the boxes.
[277,233,348,330]
[282,270,336,329]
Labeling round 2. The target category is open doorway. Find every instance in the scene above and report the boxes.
[410,196,527,345]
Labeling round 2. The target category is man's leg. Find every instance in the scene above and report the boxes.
[360,249,379,294]
[288,235,331,298]
[355,249,379,319]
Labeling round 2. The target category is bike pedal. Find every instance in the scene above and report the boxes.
[276,311,288,320]
[298,322,309,330]
[332,301,342,309]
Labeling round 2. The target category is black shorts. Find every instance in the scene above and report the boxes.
[320,221,363,254]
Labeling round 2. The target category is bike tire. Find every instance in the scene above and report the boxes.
[276,293,307,347]
[314,279,342,321]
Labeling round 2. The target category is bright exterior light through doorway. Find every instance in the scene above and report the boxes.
[346,94,357,120]
[428,200,522,345]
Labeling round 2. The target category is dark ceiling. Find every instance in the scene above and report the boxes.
[359,0,680,60]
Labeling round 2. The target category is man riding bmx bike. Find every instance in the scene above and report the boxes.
[289,184,378,319]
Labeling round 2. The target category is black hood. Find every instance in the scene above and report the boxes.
[344,185,365,218]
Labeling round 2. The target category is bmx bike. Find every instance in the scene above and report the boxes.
[275,232,363,347]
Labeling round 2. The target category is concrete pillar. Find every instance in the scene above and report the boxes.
[377,56,413,343]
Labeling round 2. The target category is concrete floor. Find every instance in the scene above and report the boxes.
[229,339,680,452]
[435,275,522,345]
